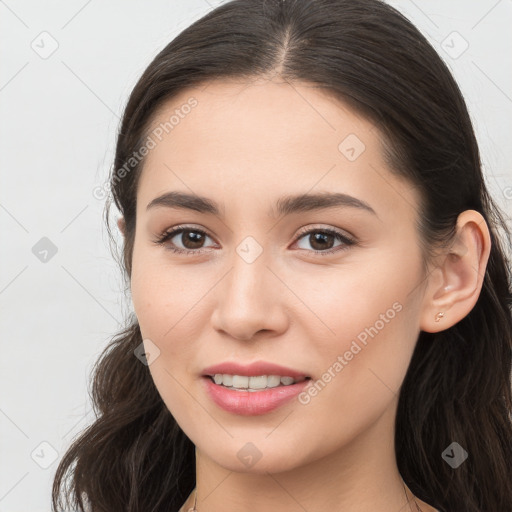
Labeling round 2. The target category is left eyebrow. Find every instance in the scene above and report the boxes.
[146,191,378,219]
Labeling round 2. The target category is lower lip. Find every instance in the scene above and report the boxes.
[202,376,311,416]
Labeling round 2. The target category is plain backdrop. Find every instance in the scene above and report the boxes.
[1,1,511,510]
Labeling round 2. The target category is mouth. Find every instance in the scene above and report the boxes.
[201,374,313,415]
[202,374,312,392]
[200,360,313,399]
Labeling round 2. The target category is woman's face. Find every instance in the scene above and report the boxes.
[129,78,431,473]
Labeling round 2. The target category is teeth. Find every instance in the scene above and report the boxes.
[212,374,304,390]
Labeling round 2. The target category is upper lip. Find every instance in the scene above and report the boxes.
[202,360,310,379]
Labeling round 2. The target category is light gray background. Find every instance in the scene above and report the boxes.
[1,1,511,510]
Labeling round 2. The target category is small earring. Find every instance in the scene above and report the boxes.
[435,312,445,322]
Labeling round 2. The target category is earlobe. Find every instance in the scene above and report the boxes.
[117,217,126,238]
[420,210,491,333]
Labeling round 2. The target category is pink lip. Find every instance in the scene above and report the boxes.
[201,360,310,379]
[201,376,311,416]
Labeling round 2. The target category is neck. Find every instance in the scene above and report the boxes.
[180,399,434,512]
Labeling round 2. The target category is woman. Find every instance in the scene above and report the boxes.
[52,0,512,511]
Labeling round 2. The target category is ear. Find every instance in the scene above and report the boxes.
[117,216,126,238]
[419,210,492,333]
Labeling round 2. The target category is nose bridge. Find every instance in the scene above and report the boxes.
[211,233,285,339]
[227,234,271,306]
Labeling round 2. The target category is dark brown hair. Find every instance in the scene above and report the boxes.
[52,1,512,511]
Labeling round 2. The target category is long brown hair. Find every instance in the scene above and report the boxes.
[52,1,512,510]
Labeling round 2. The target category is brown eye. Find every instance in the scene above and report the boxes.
[306,232,336,251]
[293,227,356,255]
[175,229,207,250]
[154,226,216,255]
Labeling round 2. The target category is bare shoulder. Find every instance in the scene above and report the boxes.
[416,497,443,512]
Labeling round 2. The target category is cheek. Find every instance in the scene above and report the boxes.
[130,245,187,337]
[294,256,414,346]
[299,249,421,404]
[295,302,418,455]
[130,257,202,422]
[130,248,212,372]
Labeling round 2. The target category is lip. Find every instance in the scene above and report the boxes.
[201,376,311,416]
[201,360,310,380]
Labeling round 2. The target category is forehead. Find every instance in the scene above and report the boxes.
[137,78,420,225]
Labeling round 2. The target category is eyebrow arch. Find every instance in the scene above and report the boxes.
[146,191,378,218]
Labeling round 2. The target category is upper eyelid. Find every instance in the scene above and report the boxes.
[161,223,352,236]
[159,223,355,246]
[295,224,354,240]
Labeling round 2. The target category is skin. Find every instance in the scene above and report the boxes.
[118,77,491,512]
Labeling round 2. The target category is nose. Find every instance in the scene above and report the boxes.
[210,247,289,341]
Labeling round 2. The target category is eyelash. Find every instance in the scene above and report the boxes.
[153,224,357,256]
